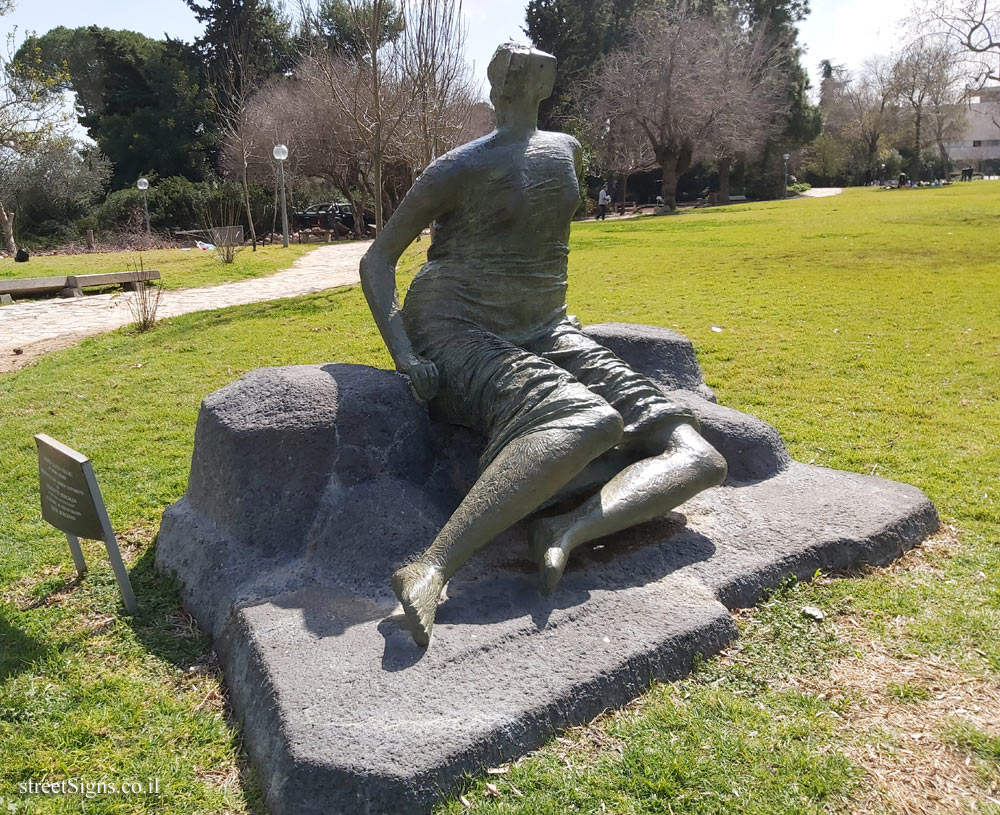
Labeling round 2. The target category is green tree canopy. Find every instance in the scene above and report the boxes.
[185,0,292,103]
[0,137,112,240]
[16,27,215,188]
[185,0,291,71]
[311,0,404,59]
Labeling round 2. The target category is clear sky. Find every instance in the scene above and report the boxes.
[1,0,917,96]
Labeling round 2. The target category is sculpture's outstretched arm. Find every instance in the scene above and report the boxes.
[359,163,455,400]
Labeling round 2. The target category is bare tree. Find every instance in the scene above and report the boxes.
[266,0,482,235]
[921,0,1000,133]
[924,0,1000,85]
[588,4,791,210]
[891,40,969,179]
[577,106,656,211]
[892,46,933,178]
[397,0,479,174]
[832,58,900,184]
[455,101,494,144]
[708,15,791,203]
[241,76,314,238]
[924,44,970,173]
[303,0,410,233]
[298,49,401,234]
[215,22,268,249]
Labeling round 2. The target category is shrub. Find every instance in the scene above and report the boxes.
[152,176,212,231]
[95,176,214,235]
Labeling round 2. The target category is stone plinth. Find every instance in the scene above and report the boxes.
[156,323,938,815]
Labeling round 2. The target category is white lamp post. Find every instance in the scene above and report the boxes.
[137,177,151,238]
[782,153,791,199]
[273,144,290,248]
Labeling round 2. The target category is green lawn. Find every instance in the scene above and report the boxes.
[0,244,319,291]
[1,183,997,814]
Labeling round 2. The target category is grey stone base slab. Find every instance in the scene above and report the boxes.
[155,323,939,815]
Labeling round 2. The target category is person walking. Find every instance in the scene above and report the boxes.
[598,185,609,220]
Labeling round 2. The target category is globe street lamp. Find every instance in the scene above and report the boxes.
[881,162,886,186]
[783,153,791,199]
[137,177,151,238]
[273,144,290,248]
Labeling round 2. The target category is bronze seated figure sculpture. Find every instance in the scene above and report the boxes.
[360,43,728,646]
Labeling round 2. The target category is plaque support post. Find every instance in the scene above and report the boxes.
[83,462,138,615]
[65,534,87,577]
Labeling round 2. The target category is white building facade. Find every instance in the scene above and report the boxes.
[947,87,1000,173]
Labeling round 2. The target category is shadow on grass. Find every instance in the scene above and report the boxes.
[161,285,359,330]
[124,542,267,815]
[126,545,209,668]
[0,614,51,682]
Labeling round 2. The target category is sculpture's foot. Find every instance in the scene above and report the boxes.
[530,518,573,595]
[391,560,446,647]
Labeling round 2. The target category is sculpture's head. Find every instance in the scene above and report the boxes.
[488,43,556,118]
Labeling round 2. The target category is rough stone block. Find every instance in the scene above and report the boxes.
[156,322,938,815]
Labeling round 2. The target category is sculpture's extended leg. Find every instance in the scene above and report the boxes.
[392,409,624,645]
[530,422,727,594]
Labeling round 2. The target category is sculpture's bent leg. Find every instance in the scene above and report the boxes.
[393,409,624,645]
[531,421,727,594]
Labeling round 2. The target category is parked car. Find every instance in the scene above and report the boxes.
[293,202,376,232]
[293,203,338,231]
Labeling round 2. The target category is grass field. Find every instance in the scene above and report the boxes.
[0,244,318,291]
[0,183,997,814]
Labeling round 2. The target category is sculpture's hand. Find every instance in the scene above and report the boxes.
[399,355,440,402]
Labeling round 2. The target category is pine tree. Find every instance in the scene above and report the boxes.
[185,0,292,109]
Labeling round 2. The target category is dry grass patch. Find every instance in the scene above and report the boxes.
[774,532,1000,814]
[807,636,1000,814]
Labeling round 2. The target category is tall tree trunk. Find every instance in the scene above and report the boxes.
[656,147,691,212]
[657,144,693,211]
[660,163,678,211]
[373,138,383,235]
[0,200,16,255]
[912,110,923,179]
[733,159,746,196]
[356,168,370,239]
[868,138,879,185]
[718,155,731,204]
[937,141,949,178]
[271,172,279,240]
[370,12,384,236]
[241,161,257,251]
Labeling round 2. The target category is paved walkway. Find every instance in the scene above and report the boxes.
[0,242,369,373]
[799,187,844,198]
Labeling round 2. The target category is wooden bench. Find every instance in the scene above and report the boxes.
[728,194,749,203]
[0,270,160,301]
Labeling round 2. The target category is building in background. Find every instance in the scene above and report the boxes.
[947,87,1000,174]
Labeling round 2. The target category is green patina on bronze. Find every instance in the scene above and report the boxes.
[360,42,727,647]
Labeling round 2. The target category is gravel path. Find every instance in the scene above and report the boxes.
[0,242,369,373]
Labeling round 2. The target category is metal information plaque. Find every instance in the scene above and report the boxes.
[35,434,138,614]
